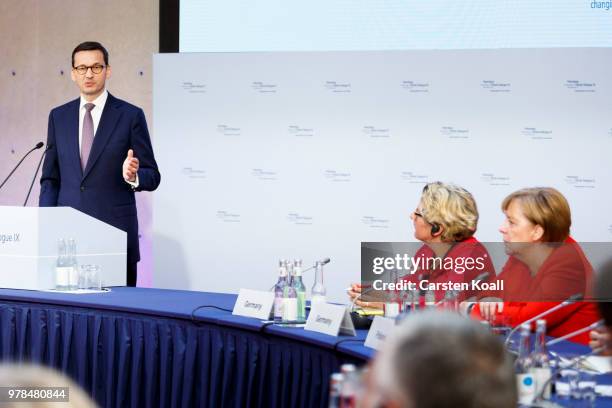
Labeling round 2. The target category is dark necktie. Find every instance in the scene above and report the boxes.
[81,103,95,170]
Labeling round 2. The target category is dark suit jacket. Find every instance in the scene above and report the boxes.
[39,93,161,264]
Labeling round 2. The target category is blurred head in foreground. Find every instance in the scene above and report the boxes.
[362,311,516,408]
[0,363,97,408]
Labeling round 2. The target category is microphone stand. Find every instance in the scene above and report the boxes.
[23,146,49,206]
[0,143,44,191]
[504,294,583,348]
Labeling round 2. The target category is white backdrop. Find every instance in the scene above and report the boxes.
[153,49,612,302]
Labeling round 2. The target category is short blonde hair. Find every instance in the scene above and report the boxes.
[420,182,479,242]
[501,187,571,243]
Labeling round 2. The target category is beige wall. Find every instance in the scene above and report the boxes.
[0,0,159,284]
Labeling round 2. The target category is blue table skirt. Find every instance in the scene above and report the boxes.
[1,288,610,407]
[0,288,365,408]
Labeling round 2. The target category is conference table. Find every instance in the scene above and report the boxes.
[0,287,609,408]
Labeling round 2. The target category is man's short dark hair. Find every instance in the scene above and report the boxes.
[374,311,517,408]
[596,259,612,327]
[72,42,109,67]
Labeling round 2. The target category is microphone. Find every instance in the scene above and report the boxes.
[545,319,604,347]
[302,257,331,273]
[0,142,44,191]
[504,293,583,347]
[23,144,51,206]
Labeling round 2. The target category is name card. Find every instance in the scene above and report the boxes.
[305,303,356,337]
[232,289,274,320]
[364,316,396,350]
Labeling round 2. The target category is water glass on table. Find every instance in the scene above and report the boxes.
[78,264,102,291]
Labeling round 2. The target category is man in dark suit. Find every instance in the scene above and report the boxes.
[39,41,160,286]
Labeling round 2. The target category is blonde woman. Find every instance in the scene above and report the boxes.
[349,182,494,309]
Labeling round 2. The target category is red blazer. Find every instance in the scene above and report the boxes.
[472,237,599,345]
[401,237,495,302]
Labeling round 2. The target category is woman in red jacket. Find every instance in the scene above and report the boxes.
[349,181,494,309]
[473,187,599,345]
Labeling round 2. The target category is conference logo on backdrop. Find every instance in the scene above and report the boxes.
[181,167,206,179]
[362,126,390,138]
[324,81,351,93]
[251,81,277,93]
[324,170,351,182]
[287,213,313,226]
[400,171,429,184]
[400,80,430,93]
[440,126,469,139]
[481,173,511,186]
[288,125,314,137]
[565,80,596,93]
[181,81,206,94]
[217,125,241,136]
[522,127,553,140]
[481,80,511,93]
[564,176,596,189]
[361,216,390,229]
[252,169,278,181]
[216,211,241,223]
[591,0,612,10]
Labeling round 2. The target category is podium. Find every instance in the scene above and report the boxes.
[0,206,127,290]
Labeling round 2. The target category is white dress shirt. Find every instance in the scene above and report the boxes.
[78,89,108,151]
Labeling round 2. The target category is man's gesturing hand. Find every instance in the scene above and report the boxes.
[123,149,139,182]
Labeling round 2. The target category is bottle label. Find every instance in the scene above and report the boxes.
[69,266,79,287]
[274,297,283,318]
[282,298,297,322]
[532,367,552,399]
[55,267,71,287]
[516,373,535,404]
[297,292,306,321]
[311,295,326,306]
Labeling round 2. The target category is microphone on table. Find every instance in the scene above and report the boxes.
[504,293,583,347]
[0,142,44,191]
[545,319,605,347]
[23,143,52,206]
[269,257,331,290]
[302,257,331,273]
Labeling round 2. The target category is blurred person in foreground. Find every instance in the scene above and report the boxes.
[0,363,97,407]
[472,187,599,345]
[349,181,494,309]
[361,310,516,408]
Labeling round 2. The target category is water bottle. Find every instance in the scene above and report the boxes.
[328,373,344,408]
[443,289,459,311]
[292,259,306,323]
[55,239,70,291]
[67,238,79,290]
[516,323,536,405]
[530,319,552,399]
[273,260,288,323]
[282,261,298,323]
[311,260,327,306]
[339,364,357,408]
